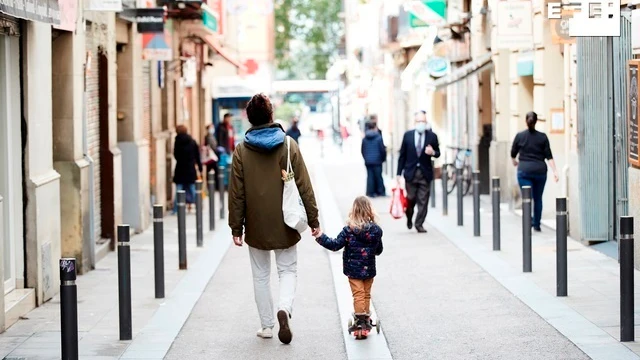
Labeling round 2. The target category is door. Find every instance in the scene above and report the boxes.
[612,12,633,242]
[0,34,23,293]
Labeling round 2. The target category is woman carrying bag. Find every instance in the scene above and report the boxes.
[173,125,202,213]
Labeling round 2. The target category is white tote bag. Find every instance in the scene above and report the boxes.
[282,136,309,233]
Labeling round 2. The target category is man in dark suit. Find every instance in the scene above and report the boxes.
[396,111,440,233]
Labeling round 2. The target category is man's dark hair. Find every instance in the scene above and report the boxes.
[246,93,274,126]
[365,121,376,131]
[223,113,232,120]
[370,114,378,121]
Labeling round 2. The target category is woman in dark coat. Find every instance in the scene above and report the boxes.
[173,125,202,213]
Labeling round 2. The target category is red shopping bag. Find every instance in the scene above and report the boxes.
[390,186,407,219]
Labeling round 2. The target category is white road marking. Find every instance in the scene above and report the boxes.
[313,163,393,360]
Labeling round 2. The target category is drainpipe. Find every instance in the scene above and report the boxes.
[83,52,96,269]
[562,44,571,199]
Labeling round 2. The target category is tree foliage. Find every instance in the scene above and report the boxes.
[275,0,343,80]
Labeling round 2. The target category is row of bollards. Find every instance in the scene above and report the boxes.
[59,168,227,358]
[439,168,636,343]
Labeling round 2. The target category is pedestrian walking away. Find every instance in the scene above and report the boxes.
[396,110,440,233]
[173,125,202,213]
[361,121,387,197]
[217,113,236,155]
[510,111,559,232]
[286,116,302,143]
[314,196,384,340]
[202,124,219,187]
[228,93,320,345]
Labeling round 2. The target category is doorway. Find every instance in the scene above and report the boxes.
[98,50,115,250]
[0,33,24,293]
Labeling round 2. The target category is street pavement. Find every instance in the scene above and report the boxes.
[320,153,589,360]
[3,133,640,359]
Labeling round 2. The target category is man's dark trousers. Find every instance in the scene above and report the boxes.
[366,165,385,197]
[406,168,431,227]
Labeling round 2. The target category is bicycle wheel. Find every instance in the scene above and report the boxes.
[446,164,456,194]
[462,165,472,196]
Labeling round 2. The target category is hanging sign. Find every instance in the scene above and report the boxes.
[54,0,78,32]
[405,0,446,27]
[426,56,449,78]
[0,0,60,25]
[550,9,576,44]
[495,0,533,50]
[135,8,165,33]
[86,0,123,12]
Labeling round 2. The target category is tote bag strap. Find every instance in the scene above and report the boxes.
[286,136,293,174]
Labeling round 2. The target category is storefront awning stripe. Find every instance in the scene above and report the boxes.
[183,23,248,74]
[400,26,439,91]
[425,52,493,90]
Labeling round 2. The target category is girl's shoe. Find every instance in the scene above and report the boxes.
[354,314,369,339]
[256,328,273,339]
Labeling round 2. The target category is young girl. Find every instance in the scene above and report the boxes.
[314,196,384,339]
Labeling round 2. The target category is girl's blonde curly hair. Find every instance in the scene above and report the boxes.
[347,196,378,229]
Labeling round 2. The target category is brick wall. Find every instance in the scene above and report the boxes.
[85,22,102,242]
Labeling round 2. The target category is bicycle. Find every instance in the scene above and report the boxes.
[444,146,472,196]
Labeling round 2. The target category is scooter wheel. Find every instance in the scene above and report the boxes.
[376,320,381,334]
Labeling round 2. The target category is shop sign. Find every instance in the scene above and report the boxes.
[550,9,576,45]
[142,22,172,60]
[207,0,223,35]
[426,56,449,78]
[86,0,123,12]
[406,0,446,28]
[135,8,165,33]
[548,0,620,37]
[54,0,77,32]
[495,0,533,50]
[0,0,60,25]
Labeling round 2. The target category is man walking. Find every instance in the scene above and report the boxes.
[396,111,440,233]
[361,121,387,197]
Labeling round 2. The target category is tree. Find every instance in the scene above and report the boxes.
[275,0,343,80]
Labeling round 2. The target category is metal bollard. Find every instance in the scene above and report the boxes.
[218,165,225,220]
[442,165,448,216]
[456,167,463,226]
[117,224,132,340]
[177,190,187,270]
[492,177,501,251]
[472,171,480,237]
[60,258,78,360]
[556,198,567,297]
[620,216,634,342]
[208,171,216,231]
[153,205,165,299]
[430,160,436,208]
[195,180,203,247]
[522,186,532,273]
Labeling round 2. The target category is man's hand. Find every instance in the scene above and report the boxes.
[553,172,559,183]
[311,228,322,237]
[512,158,518,167]
[425,145,435,155]
[233,236,243,247]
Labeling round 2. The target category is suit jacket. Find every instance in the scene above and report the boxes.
[397,129,440,182]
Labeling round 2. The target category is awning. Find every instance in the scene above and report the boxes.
[400,26,439,91]
[423,52,493,90]
[182,23,248,74]
[0,0,60,25]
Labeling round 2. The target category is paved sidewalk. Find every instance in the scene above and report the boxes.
[0,203,220,359]
[426,185,640,358]
[322,159,588,360]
